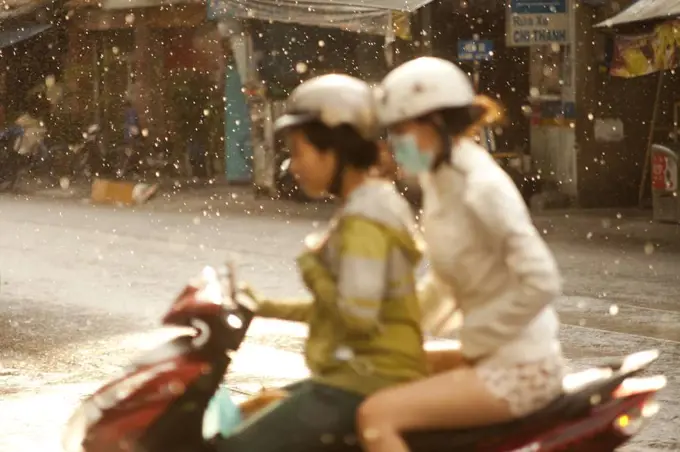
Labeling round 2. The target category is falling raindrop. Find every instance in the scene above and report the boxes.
[609,304,619,316]
[295,61,308,73]
[644,242,655,255]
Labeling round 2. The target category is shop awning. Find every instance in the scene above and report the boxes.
[90,0,197,10]
[0,23,51,49]
[595,0,680,28]
[207,0,433,36]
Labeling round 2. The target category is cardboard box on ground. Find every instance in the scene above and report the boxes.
[90,179,159,206]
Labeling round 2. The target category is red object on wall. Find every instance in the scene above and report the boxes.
[651,153,667,190]
[164,27,221,74]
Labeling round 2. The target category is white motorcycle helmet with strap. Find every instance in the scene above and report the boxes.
[374,57,479,173]
[274,74,379,195]
[274,74,377,140]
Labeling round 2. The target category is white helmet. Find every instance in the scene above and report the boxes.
[274,74,378,140]
[375,57,476,127]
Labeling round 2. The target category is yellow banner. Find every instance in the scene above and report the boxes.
[391,11,411,41]
[611,19,680,78]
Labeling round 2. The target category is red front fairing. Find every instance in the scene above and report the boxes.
[79,351,214,452]
[64,265,252,452]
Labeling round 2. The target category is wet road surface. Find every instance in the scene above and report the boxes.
[1,194,679,451]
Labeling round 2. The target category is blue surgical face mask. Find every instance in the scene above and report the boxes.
[390,133,434,176]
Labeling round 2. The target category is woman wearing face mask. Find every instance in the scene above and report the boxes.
[210,74,428,452]
[356,57,566,452]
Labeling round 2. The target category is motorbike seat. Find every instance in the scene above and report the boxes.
[404,352,653,451]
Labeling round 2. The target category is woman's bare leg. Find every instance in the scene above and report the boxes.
[426,348,466,374]
[357,365,513,452]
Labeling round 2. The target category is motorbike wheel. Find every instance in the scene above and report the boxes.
[0,176,15,192]
[276,171,300,200]
[64,148,92,185]
[0,153,26,192]
[117,152,133,179]
[0,170,23,192]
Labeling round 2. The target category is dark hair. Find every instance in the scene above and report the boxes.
[296,121,379,169]
[420,95,505,137]
[438,105,487,136]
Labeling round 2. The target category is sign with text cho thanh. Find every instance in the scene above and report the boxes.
[506,0,570,47]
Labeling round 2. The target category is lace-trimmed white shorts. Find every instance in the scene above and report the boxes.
[475,354,567,418]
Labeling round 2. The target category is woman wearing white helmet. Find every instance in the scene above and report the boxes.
[357,57,566,452]
[210,74,428,452]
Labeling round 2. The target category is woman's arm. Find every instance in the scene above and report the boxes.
[240,284,312,323]
[257,298,313,323]
[462,175,562,360]
[298,216,390,334]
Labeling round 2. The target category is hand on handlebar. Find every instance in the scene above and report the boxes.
[238,283,259,303]
[303,230,330,254]
[234,282,262,313]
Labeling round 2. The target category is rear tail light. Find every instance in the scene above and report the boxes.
[613,395,662,436]
[612,375,665,437]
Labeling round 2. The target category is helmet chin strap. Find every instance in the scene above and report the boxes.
[328,151,346,197]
